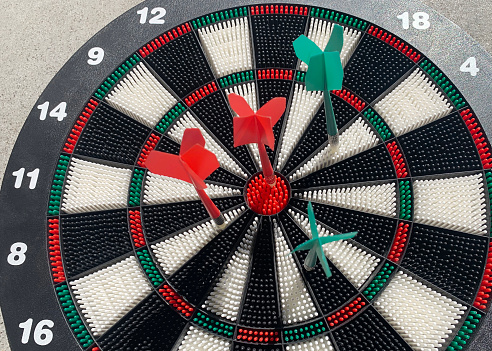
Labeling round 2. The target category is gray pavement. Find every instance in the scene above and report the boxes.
[0,0,490,350]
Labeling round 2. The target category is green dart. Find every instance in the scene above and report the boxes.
[293,24,345,155]
[289,202,357,278]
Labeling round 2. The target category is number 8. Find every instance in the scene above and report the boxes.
[8,242,27,266]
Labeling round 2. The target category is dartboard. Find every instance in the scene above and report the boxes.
[1,0,492,350]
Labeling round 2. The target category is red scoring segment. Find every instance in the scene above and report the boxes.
[388,222,410,263]
[257,69,293,80]
[48,218,66,283]
[326,296,366,327]
[461,109,492,169]
[184,82,218,106]
[129,210,146,248]
[368,26,421,63]
[386,141,408,178]
[139,24,192,58]
[474,241,492,310]
[333,89,366,112]
[251,5,309,16]
[64,99,98,154]
[138,133,161,168]
[246,174,290,215]
[237,328,280,343]
[159,285,195,318]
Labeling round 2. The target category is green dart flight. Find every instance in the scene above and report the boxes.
[293,24,345,152]
[289,202,357,278]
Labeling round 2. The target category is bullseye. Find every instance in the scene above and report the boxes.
[245,172,291,215]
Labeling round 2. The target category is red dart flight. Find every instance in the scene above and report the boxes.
[228,93,286,186]
[146,128,226,228]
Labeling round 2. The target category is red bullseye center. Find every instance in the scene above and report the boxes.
[245,172,291,215]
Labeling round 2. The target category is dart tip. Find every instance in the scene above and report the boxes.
[264,174,277,187]
[303,263,315,271]
[213,214,227,231]
[327,133,340,157]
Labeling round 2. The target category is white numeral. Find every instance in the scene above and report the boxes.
[398,12,430,30]
[19,319,54,346]
[7,243,27,266]
[137,7,166,24]
[37,102,67,121]
[88,47,105,66]
[12,168,39,189]
[460,57,479,76]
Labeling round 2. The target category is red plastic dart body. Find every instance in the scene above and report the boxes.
[146,128,226,228]
[228,93,286,186]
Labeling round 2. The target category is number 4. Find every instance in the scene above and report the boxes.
[460,57,479,76]
[37,102,67,121]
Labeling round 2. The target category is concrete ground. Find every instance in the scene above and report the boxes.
[0,0,490,349]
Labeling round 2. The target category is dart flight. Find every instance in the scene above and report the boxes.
[229,93,286,187]
[293,24,345,153]
[146,128,226,228]
[290,202,357,278]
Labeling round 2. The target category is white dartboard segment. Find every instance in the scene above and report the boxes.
[201,217,258,321]
[62,158,132,214]
[374,271,466,351]
[413,173,487,235]
[285,335,335,351]
[198,17,253,77]
[375,68,453,136]
[273,220,319,325]
[143,171,241,205]
[105,62,178,128]
[70,256,153,336]
[177,326,232,351]
[295,182,398,218]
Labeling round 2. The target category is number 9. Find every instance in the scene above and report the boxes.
[87,47,105,66]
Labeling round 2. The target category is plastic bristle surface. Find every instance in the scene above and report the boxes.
[447,310,483,351]
[413,173,487,235]
[246,174,290,216]
[289,209,380,289]
[310,7,368,30]
[300,19,361,70]
[202,217,258,321]
[128,168,145,207]
[285,335,334,351]
[136,249,164,287]
[192,7,248,29]
[374,271,467,351]
[105,62,178,128]
[277,84,323,170]
[219,70,255,88]
[155,103,186,134]
[375,69,453,136]
[168,111,247,178]
[363,108,393,141]
[70,256,152,336]
[94,54,140,100]
[178,326,232,351]
[62,158,132,214]
[48,218,66,283]
[49,155,70,216]
[273,221,319,324]
[151,207,246,276]
[297,182,397,218]
[363,263,396,300]
[291,117,379,181]
[143,171,241,206]
[199,17,253,77]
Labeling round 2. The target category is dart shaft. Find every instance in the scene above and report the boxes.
[258,143,276,186]
[324,90,338,136]
[196,188,224,227]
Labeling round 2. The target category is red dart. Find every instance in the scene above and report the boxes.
[146,128,226,229]
[228,93,286,187]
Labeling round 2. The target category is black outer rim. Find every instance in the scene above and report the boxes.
[0,0,491,350]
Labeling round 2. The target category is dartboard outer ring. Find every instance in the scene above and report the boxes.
[0,0,492,350]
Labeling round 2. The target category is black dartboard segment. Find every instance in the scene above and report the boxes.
[1,2,492,351]
[98,293,187,351]
[401,224,489,303]
[291,143,396,188]
[399,113,482,176]
[332,306,413,351]
[169,211,254,306]
[343,34,416,103]
[252,14,308,69]
[239,217,282,328]
[142,196,244,243]
[60,209,133,278]
[144,32,215,97]
[74,102,151,165]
